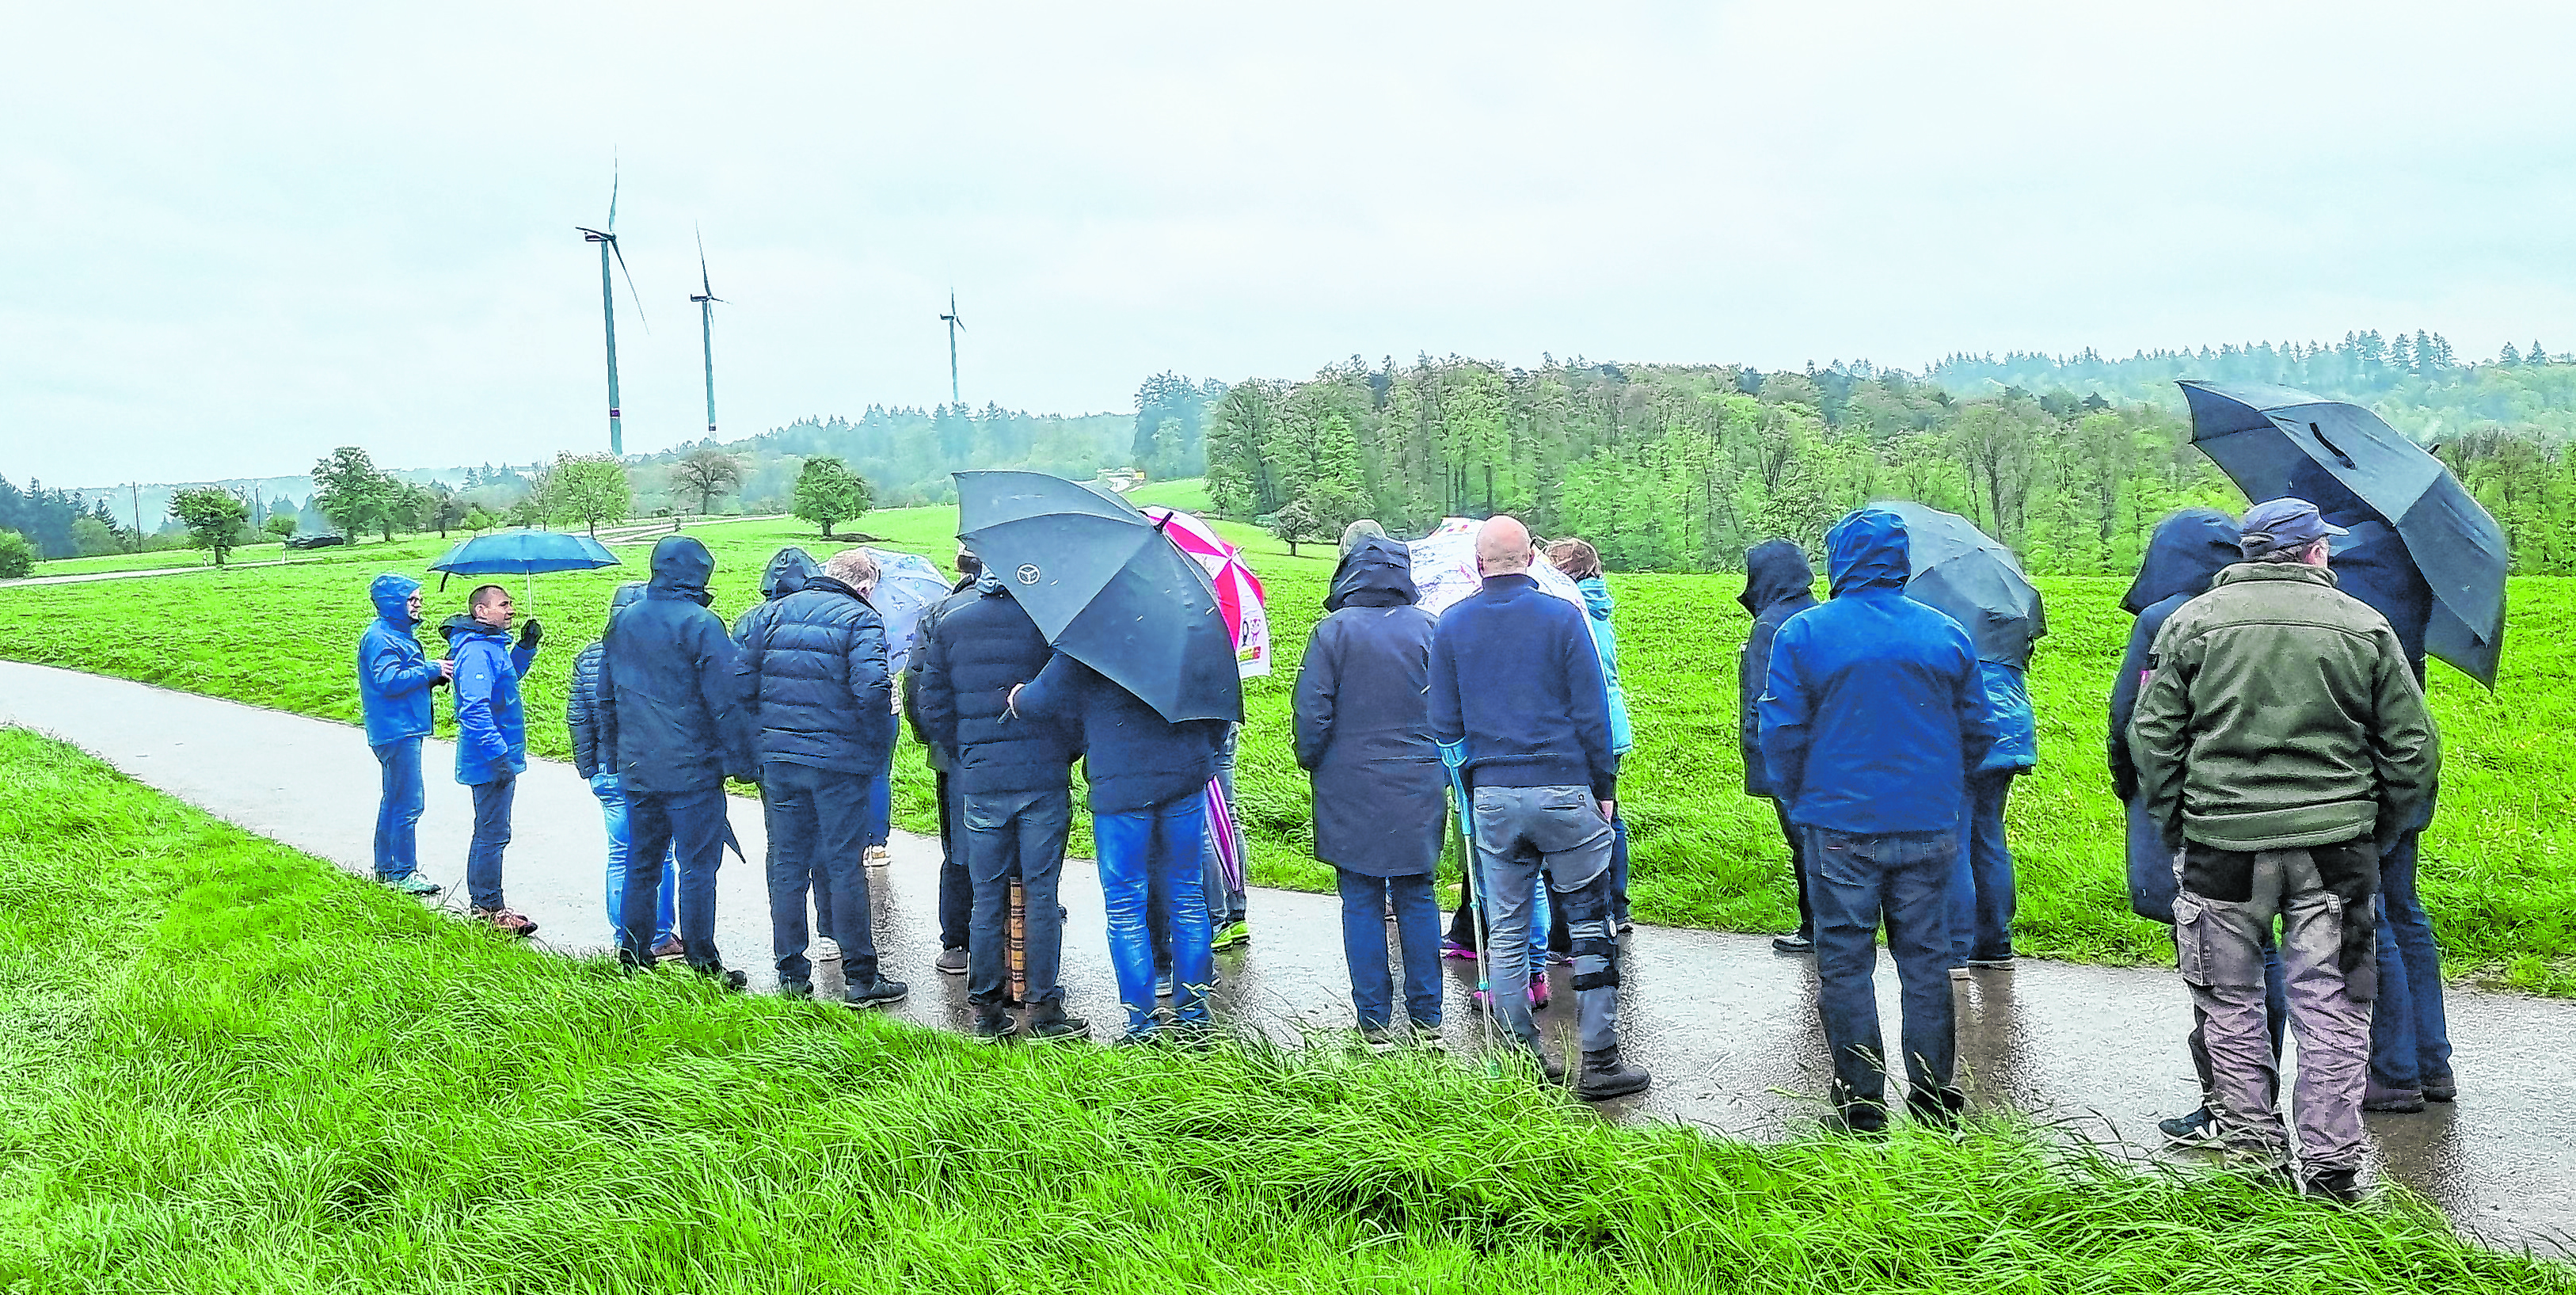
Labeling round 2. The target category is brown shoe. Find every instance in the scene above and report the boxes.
[470,906,539,938]
[649,935,686,962]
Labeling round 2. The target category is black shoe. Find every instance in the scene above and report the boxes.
[2422,1072,2458,1103]
[969,1010,1018,1042]
[846,977,910,1008]
[935,946,968,976]
[1771,932,1813,954]
[2303,1167,2365,1204]
[2159,1106,2224,1148]
[2364,1085,2427,1114]
[1574,1049,1652,1102]
[695,965,748,992]
[1838,1103,1889,1137]
[1026,1011,1091,1043]
[1907,1085,1967,1127]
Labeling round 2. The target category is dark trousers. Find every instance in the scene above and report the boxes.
[1948,771,2018,964]
[1337,870,1440,1030]
[620,786,731,974]
[1808,825,1961,1128]
[1775,800,1812,939]
[371,737,425,880]
[763,761,881,987]
[965,787,1072,1011]
[937,770,972,950]
[465,775,515,911]
[2369,830,2454,1091]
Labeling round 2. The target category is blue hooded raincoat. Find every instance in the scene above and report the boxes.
[443,612,535,787]
[358,573,444,745]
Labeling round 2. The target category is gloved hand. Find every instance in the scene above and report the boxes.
[517,618,542,650]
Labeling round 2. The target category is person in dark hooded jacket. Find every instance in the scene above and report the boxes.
[1759,507,1999,1132]
[902,545,986,979]
[2285,462,2456,1114]
[915,566,1087,1042]
[441,584,541,935]
[2110,508,2291,1147]
[356,573,452,894]
[1736,539,1818,951]
[601,535,757,987]
[1295,535,1445,1042]
[730,548,838,958]
[736,547,907,1005]
[571,581,677,958]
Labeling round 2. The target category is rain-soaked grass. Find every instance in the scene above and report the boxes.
[0,501,2569,996]
[0,729,2564,1292]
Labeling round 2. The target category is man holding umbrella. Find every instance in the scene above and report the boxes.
[441,585,542,936]
[2130,497,2440,1202]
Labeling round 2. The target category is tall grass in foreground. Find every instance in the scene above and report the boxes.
[0,730,2563,1293]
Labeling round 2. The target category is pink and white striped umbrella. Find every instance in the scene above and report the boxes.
[1142,505,1271,679]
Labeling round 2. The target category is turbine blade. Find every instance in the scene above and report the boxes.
[611,239,650,333]
[696,223,712,296]
[608,151,620,230]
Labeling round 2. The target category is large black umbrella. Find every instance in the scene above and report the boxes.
[2178,380,2506,687]
[1873,501,2047,668]
[954,470,1243,724]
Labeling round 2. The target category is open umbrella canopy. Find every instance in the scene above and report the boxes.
[2179,380,2506,687]
[1140,506,1272,678]
[955,470,1242,724]
[1873,501,2047,668]
[428,530,619,577]
[1406,517,1587,618]
[861,547,954,676]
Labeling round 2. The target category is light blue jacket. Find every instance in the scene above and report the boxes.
[357,573,440,745]
[1576,577,1634,758]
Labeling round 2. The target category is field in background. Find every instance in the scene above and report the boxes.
[1,728,2557,1292]
[2,501,2569,995]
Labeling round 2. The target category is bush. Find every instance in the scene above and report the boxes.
[0,530,34,578]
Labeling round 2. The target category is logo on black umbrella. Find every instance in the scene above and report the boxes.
[1017,564,1041,585]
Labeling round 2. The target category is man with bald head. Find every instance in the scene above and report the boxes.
[1429,516,1649,1100]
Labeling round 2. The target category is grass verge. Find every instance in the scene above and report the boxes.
[0,727,2564,1292]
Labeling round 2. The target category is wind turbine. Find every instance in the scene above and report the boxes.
[574,160,649,455]
[689,226,724,436]
[939,289,964,407]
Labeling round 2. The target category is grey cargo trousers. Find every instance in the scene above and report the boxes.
[2174,840,2379,1173]
[1471,785,1619,1059]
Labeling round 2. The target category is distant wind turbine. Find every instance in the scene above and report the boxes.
[574,158,649,455]
[940,289,965,407]
[689,226,724,436]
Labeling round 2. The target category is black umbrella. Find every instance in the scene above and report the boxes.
[954,470,1243,724]
[2178,380,2506,687]
[1873,501,2047,668]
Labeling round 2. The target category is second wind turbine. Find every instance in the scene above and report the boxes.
[690,227,724,436]
[575,162,649,455]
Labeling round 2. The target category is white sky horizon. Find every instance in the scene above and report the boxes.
[6,1,2572,486]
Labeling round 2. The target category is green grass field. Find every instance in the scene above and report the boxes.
[2,502,2569,996]
[2,729,2559,1292]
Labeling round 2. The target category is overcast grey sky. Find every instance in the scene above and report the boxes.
[6,0,2572,486]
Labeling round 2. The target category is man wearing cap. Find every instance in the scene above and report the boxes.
[2130,497,2440,1203]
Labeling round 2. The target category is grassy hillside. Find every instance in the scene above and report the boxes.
[2,506,2568,995]
[2,729,2560,1292]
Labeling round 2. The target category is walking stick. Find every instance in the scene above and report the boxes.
[1007,875,1027,1007]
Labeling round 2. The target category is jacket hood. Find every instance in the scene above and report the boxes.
[1824,508,1910,596]
[608,581,647,612]
[975,567,1007,596]
[371,573,422,627]
[2123,508,2242,615]
[760,547,820,600]
[648,535,716,604]
[1737,539,1817,615]
[1324,535,1418,611]
[439,612,508,646]
[1577,576,1615,620]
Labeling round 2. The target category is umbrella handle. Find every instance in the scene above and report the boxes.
[2309,423,2358,470]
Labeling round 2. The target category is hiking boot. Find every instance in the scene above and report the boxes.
[2303,1167,2365,1205]
[380,872,443,896]
[865,845,892,868]
[779,980,813,1000]
[2422,1072,2458,1103]
[695,966,748,992]
[970,1009,1018,1043]
[1212,920,1250,950]
[1771,931,1813,954]
[846,976,910,1009]
[1907,1085,1967,1128]
[471,907,538,938]
[1526,981,1551,1010]
[1574,1049,1652,1102]
[1026,1011,1090,1044]
[2364,1084,2426,1113]
[650,935,686,962]
[2159,1106,2225,1148]
[934,946,968,976]
[810,936,842,962]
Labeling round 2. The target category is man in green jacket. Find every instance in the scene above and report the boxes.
[2129,497,2439,1202]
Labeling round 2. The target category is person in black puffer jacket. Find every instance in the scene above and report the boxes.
[1737,539,1820,952]
[1011,649,1227,1044]
[913,569,1086,1041]
[901,545,986,977]
[735,547,907,1007]
[569,581,675,957]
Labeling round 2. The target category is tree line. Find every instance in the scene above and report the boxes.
[1197,341,2576,577]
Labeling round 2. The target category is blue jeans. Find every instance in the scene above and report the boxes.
[465,775,515,912]
[1949,771,2017,964]
[965,787,1073,1009]
[762,761,882,987]
[592,773,675,946]
[1098,798,1212,1036]
[2369,830,2454,1091]
[1809,825,1962,1127]
[1337,870,1440,1030]
[620,786,732,973]
[371,737,424,879]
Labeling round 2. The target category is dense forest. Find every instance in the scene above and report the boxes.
[634,404,1134,512]
[1200,333,2576,576]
